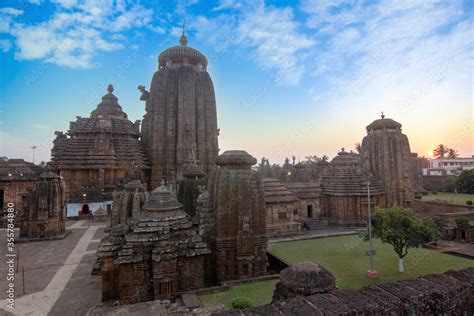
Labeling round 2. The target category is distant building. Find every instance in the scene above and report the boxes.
[423,156,474,176]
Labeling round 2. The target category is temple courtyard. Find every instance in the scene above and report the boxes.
[0,220,106,315]
[200,235,474,309]
[1,218,473,313]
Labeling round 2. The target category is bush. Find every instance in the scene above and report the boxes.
[422,191,429,196]
[467,200,473,206]
[431,190,438,195]
[456,170,474,194]
[414,194,422,199]
[232,297,253,309]
[454,217,469,226]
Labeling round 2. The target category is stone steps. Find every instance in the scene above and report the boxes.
[304,218,330,230]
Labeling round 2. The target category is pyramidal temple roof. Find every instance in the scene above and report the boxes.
[90,84,128,120]
[321,149,386,196]
[50,85,150,170]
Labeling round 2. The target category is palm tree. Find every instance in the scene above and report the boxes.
[447,148,458,159]
[433,144,449,159]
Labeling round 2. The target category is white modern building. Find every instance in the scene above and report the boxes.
[423,156,474,176]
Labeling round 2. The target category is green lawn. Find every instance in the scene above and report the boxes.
[421,192,474,205]
[200,235,474,308]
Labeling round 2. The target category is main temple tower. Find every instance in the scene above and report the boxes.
[360,114,414,207]
[140,32,219,186]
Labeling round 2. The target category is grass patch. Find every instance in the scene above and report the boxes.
[421,192,474,205]
[269,235,474,290]
[200,235,474,308]
[199,279,278,309]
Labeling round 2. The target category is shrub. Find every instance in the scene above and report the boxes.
[414,194,422,200]
[422,191,429,196]
[431,190,438,195]
[467,200,473,206]
[456,170,474,194]
[454,217,469,226]
[232,297,253,309]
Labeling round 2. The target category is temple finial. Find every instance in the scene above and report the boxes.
[179,19,188,46]
[107,84,114,93]
[381,111,385,119]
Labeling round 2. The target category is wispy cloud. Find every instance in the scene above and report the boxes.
[195,0,314,85]
[0,0,156,68]
[300,0,473,154]
[0,39,11,52]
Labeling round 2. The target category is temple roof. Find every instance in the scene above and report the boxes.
[286,182,321,200]
[158,42,208,68]
[216,150,257,167]
[0,158,45,181]
[90,84,128,120]
[263,178,299,204]
[50,85,150,170]
[279,262,336,295]
[366,113,402,132]
[321,150,386,196]
[142,181,182,212]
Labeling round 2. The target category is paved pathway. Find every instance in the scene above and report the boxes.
[0,224,104,315]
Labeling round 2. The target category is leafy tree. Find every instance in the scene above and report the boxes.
[283,157,291,170]
[354,142,361,153]
[447,148,458,159]
[321,155,329,162]
[433,144,449,159]
[456,169,474,194]
[305,155,320,163]
[366,206,440,273]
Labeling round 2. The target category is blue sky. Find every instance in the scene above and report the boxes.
[0,0,473,164]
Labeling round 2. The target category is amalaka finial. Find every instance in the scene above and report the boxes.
[381,111,385,119]
[107,84,114,94]
[179,20,188,46]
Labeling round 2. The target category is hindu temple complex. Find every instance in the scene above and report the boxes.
[3,19,472,315]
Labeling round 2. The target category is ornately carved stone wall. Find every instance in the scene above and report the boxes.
[207,150,268,283]
[20,172,65,239]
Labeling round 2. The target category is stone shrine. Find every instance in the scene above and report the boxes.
[20,171,66,239]
[320,149,386,225]
[205,150,268,283]
[50,85,150,199]
[361,114,414,207]
[97,181,209,304]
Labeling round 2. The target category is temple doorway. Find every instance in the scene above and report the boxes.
[307,205,313,218]
[82,204,90,214]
